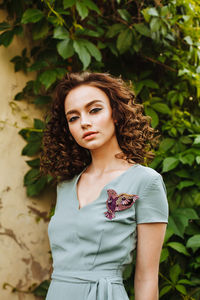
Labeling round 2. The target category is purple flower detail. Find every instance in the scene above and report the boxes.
[104,189,139,220]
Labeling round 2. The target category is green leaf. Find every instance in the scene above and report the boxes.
[79,28,103,37]
[148,8,159,17]
[174,208,199,220]
[27,176,47,197]
[53,26,69,39]
[117,28,133,54]
[142,8,151,22]
[15,92,24,100]
[159,138,175,151]
[73,40,91,69]
[133,81,144,95]
[0,22,11,31]
[84,41,102,61]
[180,136,192,144]
[134,23,151,37]
[150,17,160,32]
[57,39,74,59]
[159,285,172,297]
[28,61,49,72]
[39,70,58,89]
[168,208,198,238]
[106,24,126,38]
[55,68,66,79]
[34,119,45,130]
[33,20,49,40]
[175,284,187,295]
[151,103,171,114]
[117,9,132,22]
[186,235,200,251]
[160,248,169,263]
[193,135,200,145]
[167,242,190,256]
[21,9,44,24]
[179,153,195,166]
[27,131,43,142]
[98,41,106,49]
[34,95,52,105]
[142,79,159,89]
[24,169,40,185]
[84,0,100,14]
[22,142,41,156]
[76,1,89,19]
[26,158,40,168]
[144,107,159,128]
[168,216,184,238]
[184,36,193,45]
[149,156,163,170]
[162,157,179,172]
[10,53,30,72]
[33,280,50,296]
[63,0,76,9]
[19,129,30,141]
[177,180,195,190]
[169,264,181,284]
[174,169,191,178]
[123,263,132,280]
[196,156,200,164]
[178,68,190,76]
[178,279,196,286]
[164,227,174,243]
[0,30,14,47]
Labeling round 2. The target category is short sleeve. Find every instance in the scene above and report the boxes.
[135,174,168,224]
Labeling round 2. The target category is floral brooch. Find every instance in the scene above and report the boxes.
[104,189,139,220]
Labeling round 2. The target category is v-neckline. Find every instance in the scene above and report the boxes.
[74,164,139,211]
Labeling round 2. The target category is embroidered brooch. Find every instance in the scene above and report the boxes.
[104,189,139,220]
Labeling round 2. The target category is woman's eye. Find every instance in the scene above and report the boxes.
[90,108,102,114]
[68,116,78,123]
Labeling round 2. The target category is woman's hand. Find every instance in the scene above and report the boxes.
[134,223,167,300]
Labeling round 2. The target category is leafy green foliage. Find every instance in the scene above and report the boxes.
[21,9,44,24]
[32,280,50,297]
[19,119,53,196]
[1,0,200,299]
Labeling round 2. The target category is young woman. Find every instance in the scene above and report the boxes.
[40,72,168,300]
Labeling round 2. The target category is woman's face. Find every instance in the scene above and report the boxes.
[64,84,116,151]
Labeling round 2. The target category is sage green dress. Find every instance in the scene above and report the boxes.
[46,164,168,300]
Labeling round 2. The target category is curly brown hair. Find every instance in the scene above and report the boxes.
[40,72,158,184]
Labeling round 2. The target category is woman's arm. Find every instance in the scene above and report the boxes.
[134,223,167,300]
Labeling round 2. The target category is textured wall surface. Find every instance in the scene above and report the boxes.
[0,10,55,300]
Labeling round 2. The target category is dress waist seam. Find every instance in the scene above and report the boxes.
[51,269,123,283]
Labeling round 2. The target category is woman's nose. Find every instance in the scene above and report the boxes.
[80,114,91,127]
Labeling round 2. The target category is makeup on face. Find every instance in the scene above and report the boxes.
[82,132,99,140]
[66,100,104,124]
[64,85,116,150]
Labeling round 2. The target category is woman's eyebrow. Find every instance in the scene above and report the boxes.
[66,100,103,116]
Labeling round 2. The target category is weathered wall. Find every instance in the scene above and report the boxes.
[0,10,54,300]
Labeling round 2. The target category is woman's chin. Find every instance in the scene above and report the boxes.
[79,141,104,151]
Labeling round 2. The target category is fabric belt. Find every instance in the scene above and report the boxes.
[51,269,124,300]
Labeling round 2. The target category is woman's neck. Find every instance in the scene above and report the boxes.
[88,138,130,174]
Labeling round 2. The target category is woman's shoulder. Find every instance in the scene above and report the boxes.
[133,164,162,179]
[127,164,164,191]
[56,175,77,190]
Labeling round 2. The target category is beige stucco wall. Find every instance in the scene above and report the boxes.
[0,10,54,300]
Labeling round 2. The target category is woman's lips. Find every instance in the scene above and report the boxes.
[83,132,98,140]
